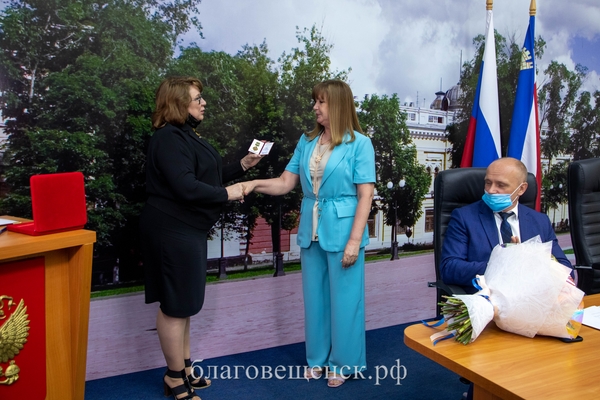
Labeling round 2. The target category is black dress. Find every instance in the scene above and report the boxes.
[141,204,208,317]
[140,122,245,317]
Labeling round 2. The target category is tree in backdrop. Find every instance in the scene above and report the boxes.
[166,44,279,267]
[538,61,587,169]
[569,90,600,160]
[235,42,282,267]
[0,0,202,280]
[358,93,430,239]
[541,161,568,224]
[1,0,110,227]
[248,24,350,260]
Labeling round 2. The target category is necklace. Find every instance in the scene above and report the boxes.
[314,134,331,164]
[192,127,202,138]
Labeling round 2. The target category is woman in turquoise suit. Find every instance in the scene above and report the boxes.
[243,80,375,387]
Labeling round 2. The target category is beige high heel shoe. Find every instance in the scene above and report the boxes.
[327,371,346,388]
[304,366,324,380]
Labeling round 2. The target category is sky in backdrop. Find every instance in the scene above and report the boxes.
[183,0,600,106]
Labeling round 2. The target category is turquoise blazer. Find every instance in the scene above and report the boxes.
[285,131,376,252]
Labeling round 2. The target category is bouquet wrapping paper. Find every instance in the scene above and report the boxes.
[434,236,584,344]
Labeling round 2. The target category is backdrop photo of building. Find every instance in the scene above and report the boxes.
[0,86,570,278]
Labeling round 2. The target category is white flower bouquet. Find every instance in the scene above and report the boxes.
[432,236,585,345]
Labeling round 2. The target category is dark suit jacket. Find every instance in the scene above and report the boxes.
[145,123,245,230]
[440,200,572,293]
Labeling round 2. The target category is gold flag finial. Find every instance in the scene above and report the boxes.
[530,0,537,16]
[487,0,493,11]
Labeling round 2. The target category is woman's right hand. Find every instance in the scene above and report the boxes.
[241,180,256,196]
[226,183,245,201]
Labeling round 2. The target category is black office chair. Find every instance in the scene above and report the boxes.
[567,158,600,294]
[431,168,538,317]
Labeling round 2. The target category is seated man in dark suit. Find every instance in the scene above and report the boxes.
[441,157,572,294]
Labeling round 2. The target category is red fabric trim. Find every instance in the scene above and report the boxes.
[460,116,477,168]
[533,83,542,212]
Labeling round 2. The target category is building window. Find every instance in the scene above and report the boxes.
[408,113,416,121]
[425,209,434,232]
[427,116,444,124]
[397,224,406,235]
[367,213,377,238]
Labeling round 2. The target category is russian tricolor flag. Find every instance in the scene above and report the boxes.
[461,6,501,168]
[507,7,541,211]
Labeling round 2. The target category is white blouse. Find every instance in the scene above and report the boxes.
[309,140,333,241]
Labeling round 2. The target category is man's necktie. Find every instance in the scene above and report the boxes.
[499,211,514,244]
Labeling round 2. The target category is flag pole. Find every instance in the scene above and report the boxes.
[531,0,540,211]
[531,0,541,211]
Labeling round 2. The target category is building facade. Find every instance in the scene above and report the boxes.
[369,89,456,251]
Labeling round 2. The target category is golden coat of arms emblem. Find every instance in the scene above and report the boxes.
[0,295,30,385]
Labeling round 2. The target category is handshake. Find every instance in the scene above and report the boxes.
[226,181,257,202]
[225,148,266,201]
[224,162,296,202]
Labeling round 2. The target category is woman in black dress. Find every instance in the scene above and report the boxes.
[140,76,261,400]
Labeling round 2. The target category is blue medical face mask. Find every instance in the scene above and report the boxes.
[482,183,523,213]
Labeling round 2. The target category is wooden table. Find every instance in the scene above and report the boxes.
[404,294,600,399]
[1,216,96,400]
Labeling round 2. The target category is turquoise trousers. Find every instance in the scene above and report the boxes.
[301,242,366,375]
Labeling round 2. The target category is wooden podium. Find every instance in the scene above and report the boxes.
[0,216,96,399]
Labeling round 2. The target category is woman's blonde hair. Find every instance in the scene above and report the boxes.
[307,79,363,146]
[152,76,203,129]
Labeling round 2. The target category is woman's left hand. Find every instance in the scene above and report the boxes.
[342,240,360,268]
[241,153,264,171]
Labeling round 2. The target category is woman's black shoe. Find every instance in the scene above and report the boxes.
[163,368,198,399]
[185,358,211,389]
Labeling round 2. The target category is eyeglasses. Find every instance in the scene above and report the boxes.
[193,94,203,104]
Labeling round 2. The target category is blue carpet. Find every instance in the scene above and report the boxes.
[85,322,466,399]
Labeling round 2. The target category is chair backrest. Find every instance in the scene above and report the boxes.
[433,168,538,282]
[568,158,600,270]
